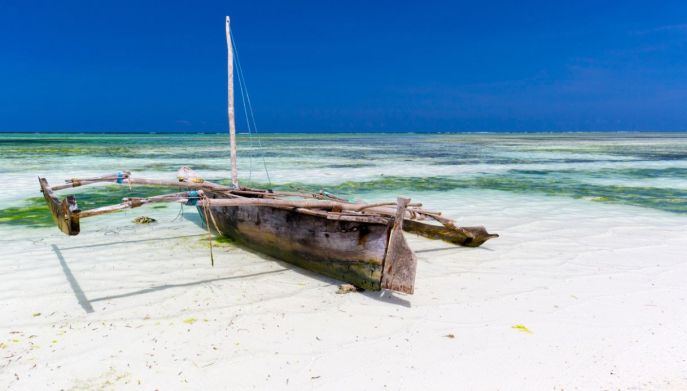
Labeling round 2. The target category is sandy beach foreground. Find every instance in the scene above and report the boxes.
[1,188,686,390]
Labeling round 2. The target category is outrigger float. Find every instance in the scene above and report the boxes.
[38,17,497,294]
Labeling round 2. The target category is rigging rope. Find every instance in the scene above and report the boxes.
[234,46,255,182]
[231,31,272,186]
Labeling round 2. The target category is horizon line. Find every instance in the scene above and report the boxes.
[1,130,686,135]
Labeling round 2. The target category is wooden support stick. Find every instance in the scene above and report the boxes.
[52,176,231,192]
[65,171,131,184]
[354,201,422,211]
[232,189,341,200]
[418,211,474,238]
[54,171,132,190]
[205,198,350,209]
[78,191,203,218]
[204,197,419,212]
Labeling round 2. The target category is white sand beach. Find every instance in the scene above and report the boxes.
[2,187,686,390]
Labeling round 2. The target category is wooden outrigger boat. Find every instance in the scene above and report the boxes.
[38,17,497,294]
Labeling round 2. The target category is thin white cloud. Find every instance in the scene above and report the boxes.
[633,24,687,35]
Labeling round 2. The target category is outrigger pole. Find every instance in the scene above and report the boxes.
[226,16,239,188]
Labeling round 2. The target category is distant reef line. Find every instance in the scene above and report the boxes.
[1,130,685,135]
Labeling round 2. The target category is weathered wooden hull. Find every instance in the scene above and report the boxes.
[199,200,392,291]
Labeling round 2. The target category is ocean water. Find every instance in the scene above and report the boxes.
[0,132,686,228]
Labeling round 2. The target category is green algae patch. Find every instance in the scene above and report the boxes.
[197,235,237,248]
[0,200,55,227]
[213,235,237,245]
[182,318,197,325]
[512,324,532,333]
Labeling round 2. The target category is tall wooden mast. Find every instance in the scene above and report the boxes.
[226,16,239,188]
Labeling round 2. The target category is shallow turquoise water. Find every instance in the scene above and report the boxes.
[1,132,686,227]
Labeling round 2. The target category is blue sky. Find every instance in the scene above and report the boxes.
[1,0,686,132]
